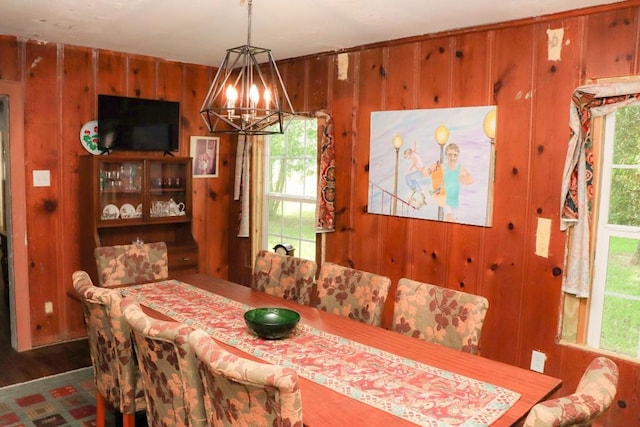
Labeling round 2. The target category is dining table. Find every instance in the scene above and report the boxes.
[118,272,562,427]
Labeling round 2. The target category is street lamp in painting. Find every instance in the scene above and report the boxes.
[392,133,404,216]
[483,108,497,222]
[434,124,449,220]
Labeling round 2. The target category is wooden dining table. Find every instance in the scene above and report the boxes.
[122,272,561,426]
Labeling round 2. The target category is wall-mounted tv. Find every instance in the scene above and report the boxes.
[98,94,180,153]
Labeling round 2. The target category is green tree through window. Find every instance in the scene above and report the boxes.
[263,118,318,260]
[587,105,640,358]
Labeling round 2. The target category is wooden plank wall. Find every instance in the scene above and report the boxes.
[0,36,231,345]
[228,4,639,425]
[1,1,639,424]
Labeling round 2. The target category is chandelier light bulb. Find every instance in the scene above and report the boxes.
[226,85,238,106]
[249,84,259,105]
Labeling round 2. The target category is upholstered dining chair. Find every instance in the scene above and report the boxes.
[523,357,618,427]
[94,241,168,287]
[251,249,318,305]
[315,262,391,327]
[120,297,206,427]
[72,270,146,427]
[188,329,304,427]
[392,278,489,354]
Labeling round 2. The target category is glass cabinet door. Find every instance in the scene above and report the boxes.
[98,160,144,221]
[148,160,188,219]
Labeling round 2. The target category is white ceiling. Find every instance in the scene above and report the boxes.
[0,0,623,66]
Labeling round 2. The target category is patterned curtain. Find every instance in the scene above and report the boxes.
[316,112,336,232]
[235,134,251,238]
[560,81,640,297]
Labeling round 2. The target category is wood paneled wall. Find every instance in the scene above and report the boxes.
[1,1,639,425]
[226,4,638,425]
[0,36,231,346]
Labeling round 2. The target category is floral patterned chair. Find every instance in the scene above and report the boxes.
[72,270,146,427]
[251,249,318,305]
[120,297,206,427]
[188,329,304,427]
[314,262,391,327]
[392,278,489,354]
[523,357,618,427]
[94,241,169,287]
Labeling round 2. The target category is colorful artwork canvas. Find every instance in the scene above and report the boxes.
[368,106,496,227]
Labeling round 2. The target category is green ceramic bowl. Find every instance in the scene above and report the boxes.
[244,307,300,340]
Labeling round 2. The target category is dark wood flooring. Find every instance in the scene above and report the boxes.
[0,278,92,387]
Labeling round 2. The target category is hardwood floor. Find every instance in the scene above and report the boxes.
[0,278,92,387]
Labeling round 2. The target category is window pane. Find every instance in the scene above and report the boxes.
[304,126,317,157]
[285,159,305,196]
[270,134,286,157]
[600,296,640,357]
[599,236,640,357]
[608,168,640,227]
[612,106,640,165]
[263,118,317,261]
[281,201,301,238]
[304,159,318,197]
[604,236,640,297]
[267,199,283,235]
[300,203,316,240]
[269,158,284,194]
[299,240,316,260]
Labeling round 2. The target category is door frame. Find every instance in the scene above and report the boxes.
[1,80,30,351]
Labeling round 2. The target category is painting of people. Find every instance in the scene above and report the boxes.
[190,136,219,178]
[368,106,496,227]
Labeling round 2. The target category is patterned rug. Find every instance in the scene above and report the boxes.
[0,367,107,427]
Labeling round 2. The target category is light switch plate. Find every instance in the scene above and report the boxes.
[33,170,51,187]
[530,350,546,373]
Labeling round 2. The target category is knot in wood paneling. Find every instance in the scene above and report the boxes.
[43,199,57,213]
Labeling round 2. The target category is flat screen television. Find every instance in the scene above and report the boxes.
[98,94,180,153]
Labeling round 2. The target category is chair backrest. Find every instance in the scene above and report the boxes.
[251,249,318,305]
[392,278,489,354]
[72,270,146,415]
[315,262,391,327]
[523,357,619,427]
[94,241,168,287]
[120,297,206,427]
[188,329,303,427]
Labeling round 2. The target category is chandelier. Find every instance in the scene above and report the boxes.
[200,0,295,135]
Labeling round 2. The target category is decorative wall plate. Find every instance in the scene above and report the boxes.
[80,120,102,155]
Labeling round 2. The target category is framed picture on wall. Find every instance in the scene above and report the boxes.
[368,106,497,227]
[190,136,219,178]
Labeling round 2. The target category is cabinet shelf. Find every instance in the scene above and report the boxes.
[149,188,186,193]
[80,155,198,283]
[96,216,192,228]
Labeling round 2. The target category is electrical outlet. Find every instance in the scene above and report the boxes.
[530,350,546,373]
[44,301,53,314]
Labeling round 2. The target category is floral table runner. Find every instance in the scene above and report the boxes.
[122,280,520,427]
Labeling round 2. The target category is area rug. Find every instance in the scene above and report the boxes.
[0,367,105,427]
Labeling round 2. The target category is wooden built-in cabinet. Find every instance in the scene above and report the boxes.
[79,155,198,283]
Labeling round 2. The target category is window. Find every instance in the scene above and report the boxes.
[587,105,640,358]
[262,118,318,260]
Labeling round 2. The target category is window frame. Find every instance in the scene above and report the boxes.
[584,108,640,357]
[260,117,319,261]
